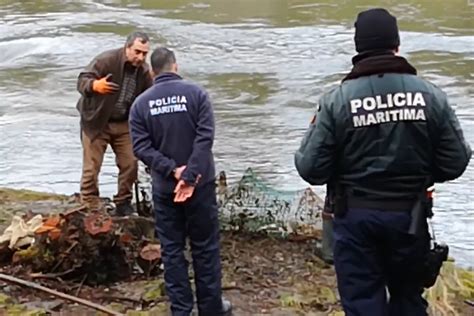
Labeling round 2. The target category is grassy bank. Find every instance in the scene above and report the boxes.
[0,188,472,315]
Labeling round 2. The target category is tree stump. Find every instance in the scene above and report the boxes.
[8,208,159,285]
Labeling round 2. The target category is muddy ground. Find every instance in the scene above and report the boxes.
[0,188,472,316]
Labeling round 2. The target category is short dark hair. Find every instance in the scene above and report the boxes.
[150,47,176,74]
[125,31,149,47]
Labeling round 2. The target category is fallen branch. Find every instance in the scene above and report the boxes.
[96,294,142,304]
[222,285,244,291]
[51,241,78,272]
[222,284,257,295]
[0,273,125,316]
[30,267,77,280]
[75,273,88,296]
[114,216,155,225]
[63,205,87,217]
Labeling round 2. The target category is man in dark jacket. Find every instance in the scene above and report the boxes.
[295,8,471,316]
[76,32,153,215]
[129,47,232,316]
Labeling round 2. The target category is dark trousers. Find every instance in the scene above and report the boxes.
[333,208,430,316]
[153,183,223,316]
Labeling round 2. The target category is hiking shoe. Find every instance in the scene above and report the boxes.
[221,298,233,315]
[197,298,233,316]
[115,201,138,216]
[314,241,334,265]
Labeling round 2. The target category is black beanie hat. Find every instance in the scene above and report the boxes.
[354,8,400,53]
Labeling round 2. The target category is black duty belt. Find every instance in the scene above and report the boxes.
[108,118,128,123]
[347,196,416,212]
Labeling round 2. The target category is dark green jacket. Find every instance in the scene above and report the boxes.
[295,55,471,200]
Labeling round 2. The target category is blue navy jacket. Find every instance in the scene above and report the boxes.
[129,72,215,194]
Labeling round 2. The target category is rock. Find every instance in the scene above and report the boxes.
[105,302,126,313]
[0,241,13,263]
[126,304,168,316]
[0,293,13,305]
[24,300,62,312]
[142,280,166,302]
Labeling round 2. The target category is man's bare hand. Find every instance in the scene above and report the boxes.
[173,175,202,203]
[174,166,186,181]
[174,180,195,203]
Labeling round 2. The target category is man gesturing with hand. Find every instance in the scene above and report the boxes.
[129,47,232,316]
[76,32,152,215]
[92,73,120,94]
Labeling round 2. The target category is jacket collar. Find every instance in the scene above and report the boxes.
[153,72,182,84]
[118,48,127,76]
[343,50,417,82]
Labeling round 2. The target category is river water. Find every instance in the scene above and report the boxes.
[0,0,472,266]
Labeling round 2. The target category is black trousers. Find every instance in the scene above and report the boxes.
[333,208,430,316]
[153,182,223,316]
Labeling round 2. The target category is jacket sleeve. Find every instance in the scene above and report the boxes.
[294,97,337,185]
[140,64,153,94]
[432,97,472,182]
[129,100,177,177]
[144,74,153,92]
[181,90,215,185]
[77,57,105,97]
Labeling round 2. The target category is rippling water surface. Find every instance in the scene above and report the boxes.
[0,0,472,265]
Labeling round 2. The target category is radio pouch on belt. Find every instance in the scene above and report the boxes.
[409,178,450,288]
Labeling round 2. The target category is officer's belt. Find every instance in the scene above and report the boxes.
[346,196,416,212]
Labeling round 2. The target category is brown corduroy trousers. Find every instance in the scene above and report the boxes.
[80,121,137,208]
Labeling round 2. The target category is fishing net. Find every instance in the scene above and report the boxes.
[137,163,325,238]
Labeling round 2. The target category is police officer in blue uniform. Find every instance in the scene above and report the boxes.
[295,8,471,316]
[129,47,232,316]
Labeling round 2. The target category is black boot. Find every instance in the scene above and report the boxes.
[314,241,334,265]
[115,201,137,216]
[199,299,232,316]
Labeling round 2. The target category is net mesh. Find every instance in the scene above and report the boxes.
[137,163,324,238]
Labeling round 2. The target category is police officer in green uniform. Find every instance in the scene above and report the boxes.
[295,8,471,316]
